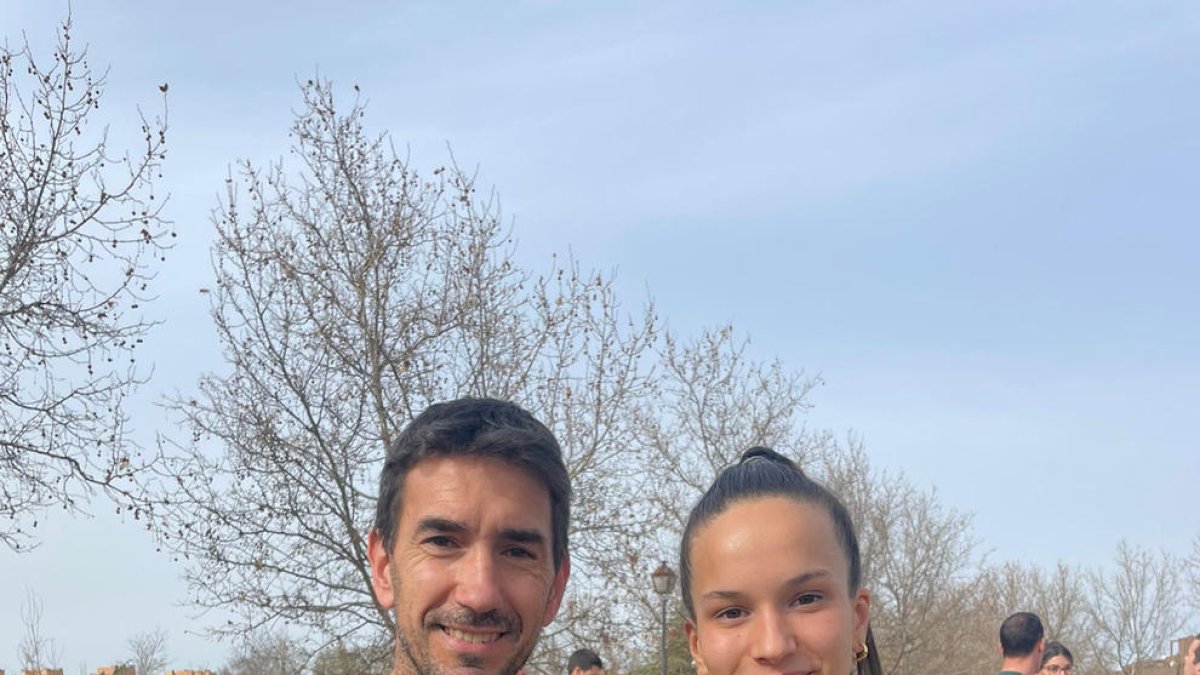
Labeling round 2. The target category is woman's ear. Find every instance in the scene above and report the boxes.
[685,619,710,675]
[853,587,871,645]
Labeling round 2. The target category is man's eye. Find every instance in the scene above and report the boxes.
[424,536,456,548]
[504,546,536,559]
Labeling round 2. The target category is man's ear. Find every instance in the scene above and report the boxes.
[367,528,396,610]
[541,552,571,625]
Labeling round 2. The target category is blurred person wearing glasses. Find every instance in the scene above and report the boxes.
[1037,641,1074,675]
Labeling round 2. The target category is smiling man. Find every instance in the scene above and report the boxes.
[368,398,571,675]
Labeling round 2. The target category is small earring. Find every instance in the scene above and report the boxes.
[853,641,869,663]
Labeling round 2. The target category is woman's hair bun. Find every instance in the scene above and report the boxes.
[739,446,792,465]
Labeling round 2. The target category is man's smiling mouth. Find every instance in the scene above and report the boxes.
[443,626,505,644]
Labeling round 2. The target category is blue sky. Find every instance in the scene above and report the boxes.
[2,1,1198,670]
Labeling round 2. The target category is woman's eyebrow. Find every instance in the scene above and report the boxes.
[701,569,832,600]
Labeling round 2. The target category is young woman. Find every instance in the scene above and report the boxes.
[680,447,882,675]
[1037,641,1074,674]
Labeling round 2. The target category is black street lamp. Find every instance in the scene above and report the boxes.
[651,562,677,675]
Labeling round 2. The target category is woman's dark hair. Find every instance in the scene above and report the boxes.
[1040,641,1074,669]
[679,446,881,675]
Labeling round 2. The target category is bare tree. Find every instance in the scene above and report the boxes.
[1186,534,1200,618]
[148,78,659,669]
[19,588,62,670]
[1087,540,1183,674]
[1026,561,1114,674]
[1031,562,1091,642]
[140,76,1012,675]
[817,439,983,675]
[1,13,171,551]
[640,325,823,524]
[223,631,309,675]
[128,628,169,675]
[312,641,388,675]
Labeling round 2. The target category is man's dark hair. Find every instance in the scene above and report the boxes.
[567,648,603,674]
[372,397,570,571]
[1000,612,1045,657]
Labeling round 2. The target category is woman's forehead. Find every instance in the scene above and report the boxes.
[689,496,847,579]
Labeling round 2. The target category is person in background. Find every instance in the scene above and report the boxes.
[567,648,604,675]
[1037,640,1073,675]
[997,612,1045,675]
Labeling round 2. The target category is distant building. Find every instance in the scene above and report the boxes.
[21,670,64,675]
[1107,635,1199,675]
[93,667,134,675]
[1164,634,1200,675]
[1121,656,1175,675]
[165,671,216,675]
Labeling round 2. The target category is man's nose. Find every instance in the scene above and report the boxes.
[452,545,504,613]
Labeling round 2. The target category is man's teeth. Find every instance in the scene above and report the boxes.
[444,627,502,643]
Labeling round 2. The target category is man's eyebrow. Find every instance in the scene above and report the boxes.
[415,517,468,535]
[700,570,832,601]
[413,519,546,546]
[500,527,547,546]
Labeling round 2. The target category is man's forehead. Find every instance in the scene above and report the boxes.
[404,453,546,487]
[399,454,552,525]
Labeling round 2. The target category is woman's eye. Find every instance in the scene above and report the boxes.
[715,607,746,620]
[792,593,821,606]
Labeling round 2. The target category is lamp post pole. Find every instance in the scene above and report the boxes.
[651,562,677,675]
[660,591,668,675]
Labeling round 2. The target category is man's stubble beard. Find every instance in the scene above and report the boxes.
[392,615,533,675]
[390,588,537,675]
[393,625,532,675]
